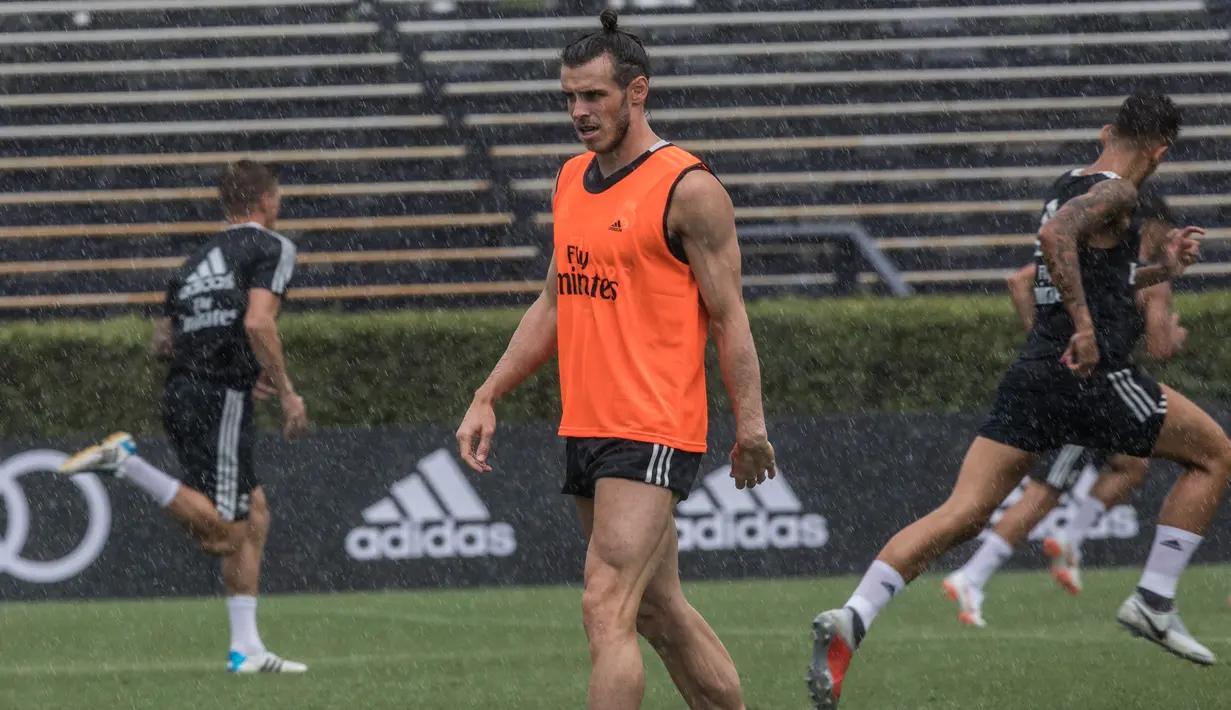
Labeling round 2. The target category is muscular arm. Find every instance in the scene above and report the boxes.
[244,289,294,396]
[1139,282,1181,361]
[670,170,767,445]
[1135,218,1181,360]
[1006,264,1037,332]
[1037,178,1138,332]
[471,257,559,405]
[1134,216,1178,289]
[458,180,561,471]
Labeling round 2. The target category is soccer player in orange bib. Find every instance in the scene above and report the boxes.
[456,10,775,710]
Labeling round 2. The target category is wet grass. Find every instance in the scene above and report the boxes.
[2,565,1229,709]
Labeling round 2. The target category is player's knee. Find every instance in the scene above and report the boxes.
[198,534,241,557]
[937,497,996,543]
[1206,436,1231,481]
[580,584,616,632]
[581,571,634,640]
[198,521,247,557]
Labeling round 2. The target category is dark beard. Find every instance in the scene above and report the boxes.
[600,98,632,155]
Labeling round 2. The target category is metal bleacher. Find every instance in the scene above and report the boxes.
[2,0,1230,316]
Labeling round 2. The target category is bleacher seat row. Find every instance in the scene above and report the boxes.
[1,0,1228,316]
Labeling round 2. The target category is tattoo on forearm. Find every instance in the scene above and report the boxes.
[1042,229,1086,314]
[1040,180,1135,323]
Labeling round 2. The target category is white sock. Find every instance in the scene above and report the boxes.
[844,560,906,632]
[958,533,1013,590]
[1138,525,1203,600]
[227,595,265,656]
[1067,497,1106,553]
[121,456,181,507]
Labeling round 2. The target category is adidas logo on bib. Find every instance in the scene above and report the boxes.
[674,467,828,552]
[345,449,516,560]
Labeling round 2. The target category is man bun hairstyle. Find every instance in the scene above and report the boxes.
[561,9,650,88]
[1113,91,1181,146]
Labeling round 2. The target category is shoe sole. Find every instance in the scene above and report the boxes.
[1116,608,1216,667]
[806,615,839,710]
[59,432,132,476]
[59,445,103,475]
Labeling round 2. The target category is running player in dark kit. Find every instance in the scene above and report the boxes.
[807,92,1227,709]
[61,160,309,674]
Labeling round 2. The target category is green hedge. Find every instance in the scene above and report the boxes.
[5,293,1231,438]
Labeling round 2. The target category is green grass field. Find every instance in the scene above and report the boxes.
[3,566,1230,710]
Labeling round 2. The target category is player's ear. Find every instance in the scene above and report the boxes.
[1099,124,1115,146]
[1152,143,1169,162]
[259,188,280,218]
[626,75,648,107]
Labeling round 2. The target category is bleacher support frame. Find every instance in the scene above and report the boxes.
[739,222,913,297]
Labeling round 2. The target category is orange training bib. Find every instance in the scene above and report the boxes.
[552,141,711,453]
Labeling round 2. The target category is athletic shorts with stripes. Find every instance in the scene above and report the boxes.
[162,374,258,521]
[978,359,1166,459]
[562,437,703,501]
[1027,445,1110,493]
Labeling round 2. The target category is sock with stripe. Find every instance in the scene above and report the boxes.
[1137,525,1203,612]
[1067,497,1106,553]
[120,456,181,507]
[958,533,1013,591]
[227,595,265,657]
[843,560,906,646]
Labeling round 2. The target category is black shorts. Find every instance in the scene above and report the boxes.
[162,375,258,521]
[1027,445,1110,493]
[979,361,1166,458]
[563,437,703,501]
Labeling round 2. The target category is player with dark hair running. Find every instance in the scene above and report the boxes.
[807,92,1227,708]
[456,10,774,710]
[59,160,309,674]
[945,185,1187,626]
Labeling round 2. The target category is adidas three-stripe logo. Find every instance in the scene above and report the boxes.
[674,466,828,552]
[345,449,516,560]
[645,444,674,488]
[990,467,1141,544]
[1107,369,1167,423]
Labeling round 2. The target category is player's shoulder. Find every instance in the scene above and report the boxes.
[670,164,724,203]
[1054,169,1136,206]
[227,224,295,260]
[1085,173,1138,206]
[664,164,731,237]
[653,142,704,170]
